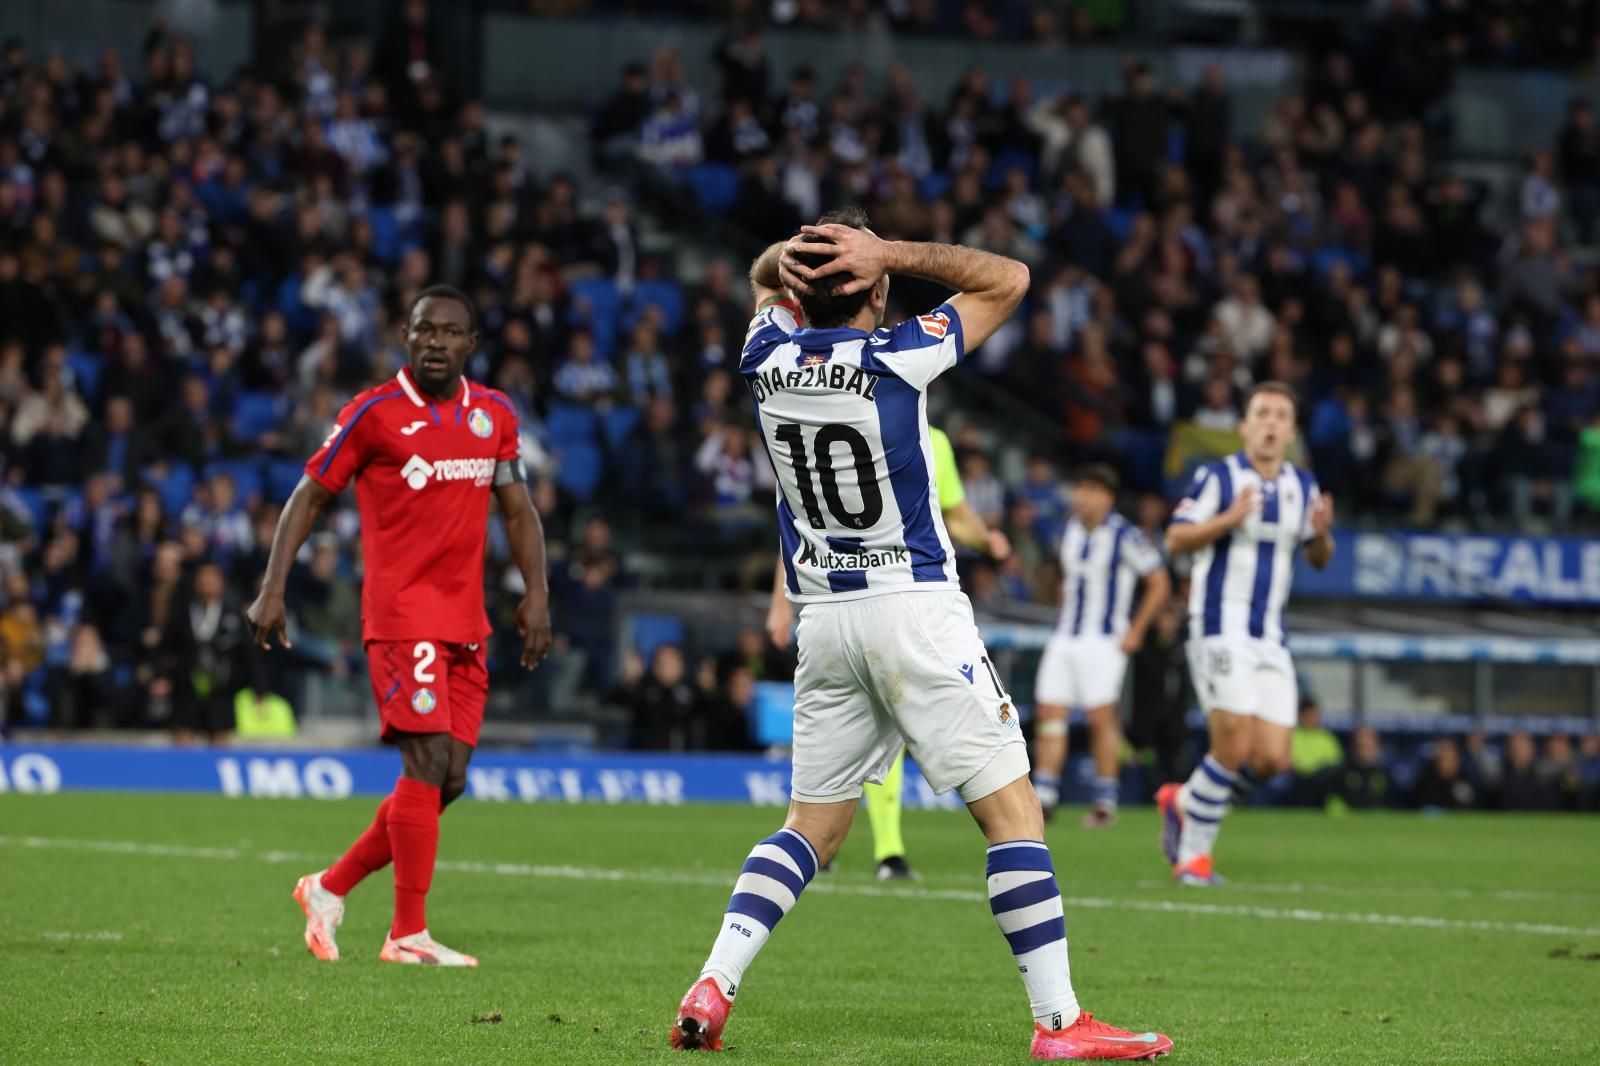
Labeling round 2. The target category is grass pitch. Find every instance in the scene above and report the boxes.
[1,793,1597,1064]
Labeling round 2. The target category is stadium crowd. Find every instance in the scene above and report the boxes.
[0,3,1595,787]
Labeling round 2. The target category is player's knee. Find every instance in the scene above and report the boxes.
[400,734,452,787]
[784,811,851,865]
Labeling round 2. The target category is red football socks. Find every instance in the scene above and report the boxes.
[321,785,458,898]
[321,797,393,897]
[387,776,442,939]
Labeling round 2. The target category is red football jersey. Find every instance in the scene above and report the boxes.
[304,367,520,644]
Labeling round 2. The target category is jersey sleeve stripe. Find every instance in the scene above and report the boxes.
[317,393,402,476]
[1101,522,1127,635]
[1200,463,1234,638]
[485,393,519,423]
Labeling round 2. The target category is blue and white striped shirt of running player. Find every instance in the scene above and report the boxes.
[1171,451,1322,644]
[1053,514,1163,637]
[741,300,964,602]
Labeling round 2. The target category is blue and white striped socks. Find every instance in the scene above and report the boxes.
[1091,775,1119,813]
[986,840,1081,1030]
[701,827,819,999]
[1177,755,1235,865]
[1033,770,1061,810]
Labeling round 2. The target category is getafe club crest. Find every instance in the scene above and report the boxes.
[468,407,494,439]
[411,688,438,714]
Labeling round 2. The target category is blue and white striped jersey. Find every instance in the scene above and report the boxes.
[742,300,964,603]
[1172,451,1322,643]
[1053,514,1164,638]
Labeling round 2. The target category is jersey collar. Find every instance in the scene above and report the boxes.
[790,325,868,344]
[396,366,470,408]
[1235,449,1285,481]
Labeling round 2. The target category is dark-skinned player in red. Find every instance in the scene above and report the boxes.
[246,285,553,967]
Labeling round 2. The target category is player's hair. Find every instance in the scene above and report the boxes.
[408,284,477,332]
[1072,462,1120,495]
[793,206,875,329]
[1243,380,1298,417]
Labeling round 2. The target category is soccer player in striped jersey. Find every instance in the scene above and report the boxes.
[1158,382,1334,886]
[1031,464,1170,828]
[671,210,1172,1060]
[765,424,1011,882]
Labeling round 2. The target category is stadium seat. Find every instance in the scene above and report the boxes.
[685,163,740,216]
[366,206,402,264]
[986,149,1038,190]
[554,442,604,501]
[204,459,264,504]
[917,171,952,201]
[568,276,622,358]
[66,349,103,405]
[265,458,304,501]
[601,406,641,452]
[232,391,282,443]
[628,613,686,664]
[147,464,196,517]
[1314,246,1368,280]
[276,274,319,338]
[547,402,598,447]
[1105,207,1139,244]
[628,279,685,336]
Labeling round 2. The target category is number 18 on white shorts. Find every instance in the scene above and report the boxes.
[1184,636,1299,728]
[789,590,1030,805]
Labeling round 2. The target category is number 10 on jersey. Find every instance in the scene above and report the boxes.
[774,423,883,531]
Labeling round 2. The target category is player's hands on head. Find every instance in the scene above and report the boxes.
[1222,483,1258,529]
[515,592,553,669]
[780,224,892,297]
[1310,492,1335,538]
[244,590,292,651]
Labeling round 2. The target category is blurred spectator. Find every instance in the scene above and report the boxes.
[552,517,628,694]
[623,643,704,750]
[554,330,619,408]
[157,561,257,743]
[621,398,691,518]
[1289,697,1344,807]
[44,623,123,730]
[1414,738,1482,810]
[623,322,672,406]
[1499,730,1558,810]
[594,62,652,164]
[1540,734,1586,811]
[289,532,360,669]
[1127,592,1189,786]
[1336,727,1393,810]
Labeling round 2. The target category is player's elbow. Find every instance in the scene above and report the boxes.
[1163,528,1186,555]
[1002,259,1031,306]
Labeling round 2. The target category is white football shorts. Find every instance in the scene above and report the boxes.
[789,590,1029,805]
[1184,635,1298,728]
[1033,633,1128,710]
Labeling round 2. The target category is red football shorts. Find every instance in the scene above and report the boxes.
[366,639,489,746]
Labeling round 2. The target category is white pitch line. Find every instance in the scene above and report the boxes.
[5,834,1599,939]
